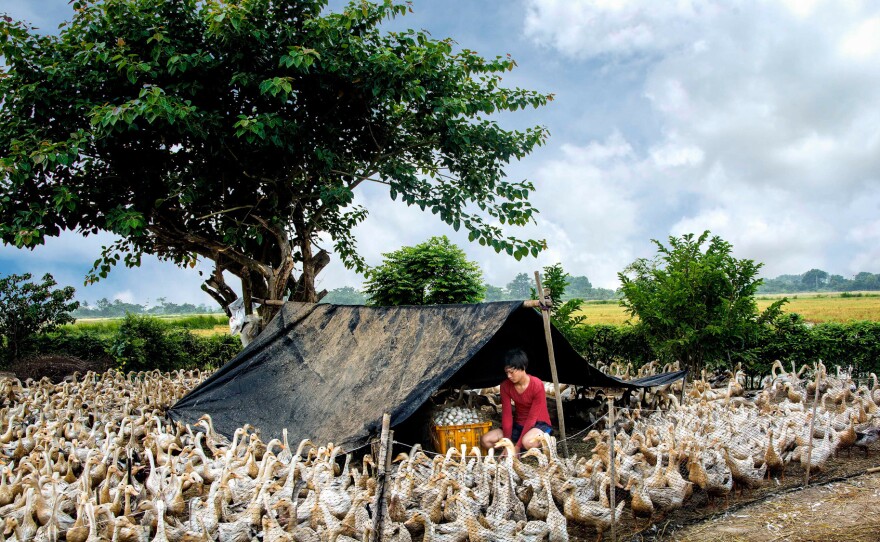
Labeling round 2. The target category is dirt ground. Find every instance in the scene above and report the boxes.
[664,470,880,542]
[558,435,880,542]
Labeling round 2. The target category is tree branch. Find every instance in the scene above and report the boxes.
[195,205,255,221]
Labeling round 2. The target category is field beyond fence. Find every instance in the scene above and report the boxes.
[576,292,880,326]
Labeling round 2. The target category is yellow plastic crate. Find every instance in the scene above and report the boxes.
[430,421,492,455]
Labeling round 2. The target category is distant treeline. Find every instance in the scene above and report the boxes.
[758,269,880,294]
[74,269,879,313]
[73,297,222,318]
[320,273,618,306]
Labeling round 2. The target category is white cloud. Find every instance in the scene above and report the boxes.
[779,0,822,19]
[524,0,724,58]
[521,0,880,281]
[650,138,704,168]
[523,133,643,287]
[839,16,880,59]
[113,290,136,303]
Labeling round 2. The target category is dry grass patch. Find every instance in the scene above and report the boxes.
[668,472,880,542]
[757,295,880,323]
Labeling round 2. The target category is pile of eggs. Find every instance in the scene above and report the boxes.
[432,405,487,426]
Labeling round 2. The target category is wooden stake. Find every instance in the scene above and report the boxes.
[680,376,688,406]
[804,366,821,488]
[370,413,391,542]
[535,271,569,458]
[608,397,617,542]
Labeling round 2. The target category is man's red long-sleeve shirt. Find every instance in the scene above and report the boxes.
[500,375,552,448]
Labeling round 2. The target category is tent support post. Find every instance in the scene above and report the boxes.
[535,271,569,459]
[608,396,617,542]
[804,365,821,488]
[680,375,688,406]
[370,413,391,542]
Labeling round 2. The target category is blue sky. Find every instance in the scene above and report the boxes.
[2,0,880,306]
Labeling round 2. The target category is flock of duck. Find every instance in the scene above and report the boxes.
[0,360,878,542]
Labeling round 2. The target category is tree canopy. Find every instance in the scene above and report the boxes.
[0,0,551,326]
[363,236,484,305]
[506,273,533,300]
[618,231,786,373]
[535,262,586,336]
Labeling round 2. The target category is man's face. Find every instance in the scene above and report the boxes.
[505,366,525,384]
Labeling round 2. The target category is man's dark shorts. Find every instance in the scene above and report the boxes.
[511,420,553,444]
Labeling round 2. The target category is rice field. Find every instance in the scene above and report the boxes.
[575,292,880,325]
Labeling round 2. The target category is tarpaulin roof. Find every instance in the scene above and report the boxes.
[169,301,685,450]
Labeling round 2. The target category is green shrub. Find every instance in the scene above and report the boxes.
[109,315,174,372]
[558,315,880,381]
[105,314,238,372]
[189,334,242,371]
[32,314,242,373]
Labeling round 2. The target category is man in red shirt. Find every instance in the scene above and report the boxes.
[481,349,553,453]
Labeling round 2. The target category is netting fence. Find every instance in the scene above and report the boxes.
[368,369,880,542]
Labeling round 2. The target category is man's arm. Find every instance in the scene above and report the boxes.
[500,383,513,439]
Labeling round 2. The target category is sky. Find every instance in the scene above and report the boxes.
[1,0,879,306]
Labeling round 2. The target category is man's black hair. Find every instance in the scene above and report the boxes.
[503,349,529,371]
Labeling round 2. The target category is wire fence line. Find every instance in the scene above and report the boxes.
[344,373,879,542]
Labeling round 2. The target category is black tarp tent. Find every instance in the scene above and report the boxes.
[169,301,685,450]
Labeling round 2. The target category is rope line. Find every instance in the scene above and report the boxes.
[556,413,609,443]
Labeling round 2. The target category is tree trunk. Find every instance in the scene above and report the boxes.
[201,260,238,316]
[196,214,333,335]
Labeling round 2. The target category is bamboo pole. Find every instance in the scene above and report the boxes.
[608,397,617,542]
[370,413,392,542]
[680,375,688,406]
[804,367,821,487]
[535,271,569,458]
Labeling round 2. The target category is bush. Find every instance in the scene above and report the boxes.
[188,334,242,371]
[109,315,173,372]
[108,314,240,372]
[754,317,880,377]
[557,314,880,382]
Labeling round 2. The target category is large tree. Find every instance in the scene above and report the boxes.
[506,272,533,300]
[0,273,79,364]
[363,236,484,306]
[0,0,550,328]
[618,231,786,374]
